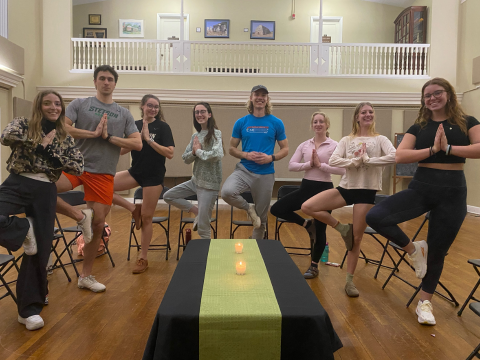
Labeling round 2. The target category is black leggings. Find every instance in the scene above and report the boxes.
[270,179,333,263]
[366,167,467,294]
[0,174,57,318]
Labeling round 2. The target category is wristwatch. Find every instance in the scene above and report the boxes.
[105,133,113,142]
[271,154,276,162]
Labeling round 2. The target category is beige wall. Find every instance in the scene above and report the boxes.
[73,0,402,43]
[457,0,480,208]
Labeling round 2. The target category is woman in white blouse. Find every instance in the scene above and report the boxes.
[302,102,396,297]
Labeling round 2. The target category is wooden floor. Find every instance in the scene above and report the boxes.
[1,205,480,360]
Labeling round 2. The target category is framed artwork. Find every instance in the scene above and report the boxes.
[83,27,107,38]
[250,20,275,40]
[204,19,230,38]
[119,19,144,38]
[89,14,101,25]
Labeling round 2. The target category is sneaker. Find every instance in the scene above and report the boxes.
[78,209,94,244]
[408,240,428,279]
[246,204,261,229]
[78,275,106,292]
[303,265,319,279]
[416,300,436,325]
[18,315,44,331]
[192,216,199,232]
[45,295,49,305]
[132,204,142,230]
[23,217,37,255]
[345,282,360,297]
[305,219,316,244]
[341,223,354,251]
[132,258,148,274]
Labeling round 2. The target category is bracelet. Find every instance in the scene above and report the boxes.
[271,154,276,162]
[429,146,433,156]
[446,144,451,156]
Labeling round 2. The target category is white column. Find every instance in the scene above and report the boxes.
[317,0,323,74]
[0,0,7,38]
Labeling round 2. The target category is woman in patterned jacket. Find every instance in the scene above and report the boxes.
[0,90,84,331]
[164,102,224,240]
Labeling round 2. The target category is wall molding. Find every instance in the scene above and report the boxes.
[467,205,480,215]
[38,86,431,106]
[0,68,23,89]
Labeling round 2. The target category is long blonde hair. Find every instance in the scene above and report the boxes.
[246,95,273,115]
[350,102,379,137]
[27,90,68,144]
[416,77,467,134]
[311,111,330,137]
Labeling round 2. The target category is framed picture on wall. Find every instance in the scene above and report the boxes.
[250,20,275,40]
[204,19,230,38]
[83,27,107,38]
[89,14,101,25]
[119,19,144,38]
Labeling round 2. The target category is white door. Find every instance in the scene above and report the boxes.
[157,14,189,70]
[310,17,343,43]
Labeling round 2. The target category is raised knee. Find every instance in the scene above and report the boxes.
[301,203,311,215]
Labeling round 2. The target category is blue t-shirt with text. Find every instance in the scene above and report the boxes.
[232,114,287,174]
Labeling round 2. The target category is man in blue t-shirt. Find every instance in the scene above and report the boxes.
[222,85,289,239]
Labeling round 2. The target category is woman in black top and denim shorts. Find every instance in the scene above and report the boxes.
[112,95,175,274]
[367,78,480,326]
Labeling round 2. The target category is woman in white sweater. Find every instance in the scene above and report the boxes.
[302,102,395,297]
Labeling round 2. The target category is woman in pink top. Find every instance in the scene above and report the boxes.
[270,111,345,279]
[302,102,395,297]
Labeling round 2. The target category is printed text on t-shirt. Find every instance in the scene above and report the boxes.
[246,126,269,134]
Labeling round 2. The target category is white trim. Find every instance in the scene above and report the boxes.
[467,205,480,215]
[38,86,433,105]
[0,0,7,38]
[0,68,24,89]
[310,16,343,43]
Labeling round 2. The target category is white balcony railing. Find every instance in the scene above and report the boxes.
[71,38,430,78]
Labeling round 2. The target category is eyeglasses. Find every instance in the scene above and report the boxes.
[424,90,446,100]
[146,103,160,110]
[195,110,207,115]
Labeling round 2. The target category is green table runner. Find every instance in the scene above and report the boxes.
[199,239,282,360]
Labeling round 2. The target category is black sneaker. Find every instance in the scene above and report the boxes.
[303,266,319,279]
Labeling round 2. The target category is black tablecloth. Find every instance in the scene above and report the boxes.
[143,239,342,360]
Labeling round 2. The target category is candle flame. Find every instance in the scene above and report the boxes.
[239,261,242,265]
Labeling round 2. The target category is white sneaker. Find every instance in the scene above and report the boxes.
[246,204,261,229]
[192,216,199,231]
[416,300,436,325]
[78,209,94,244]
[78,275,106,293]
[23,217,37,255]
[18,315,44,330]
[408,240,428,279]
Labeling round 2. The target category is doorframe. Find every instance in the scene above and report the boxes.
[157,13,190,40]
[310,16,343,43]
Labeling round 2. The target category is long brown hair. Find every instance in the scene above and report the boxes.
[140,94,166,122]
[246,95,273,115]
[311,111,330,137]
[416,77,467,134]
[350,102,379,137]
[193,102,220,146]
[27,90,67,144]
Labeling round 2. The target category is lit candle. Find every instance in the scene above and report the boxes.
[235,242,243,254]
[236,261,246,275]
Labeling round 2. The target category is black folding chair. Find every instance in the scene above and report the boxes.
[458,259,480,316]
[340,194,397,278]
[272,185,312,256]
[0,254,17,304]
[177,194,219,260]
[128,186,171,261]
[229,191,268,239]
[53,191,114,277]
[466,302,480,360]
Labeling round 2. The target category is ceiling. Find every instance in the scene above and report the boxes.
[362,0,417,7]
[72,0,106,6]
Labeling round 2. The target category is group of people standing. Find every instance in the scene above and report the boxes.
[0,64,478,332]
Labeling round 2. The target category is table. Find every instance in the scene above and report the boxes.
[143,239,342,360]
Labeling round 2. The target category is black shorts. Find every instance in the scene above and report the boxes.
[336,187,376,205]
[128,169,164,188]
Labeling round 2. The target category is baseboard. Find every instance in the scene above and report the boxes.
[467,205,480,215]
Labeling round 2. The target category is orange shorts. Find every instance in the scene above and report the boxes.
[63,171,114,205]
